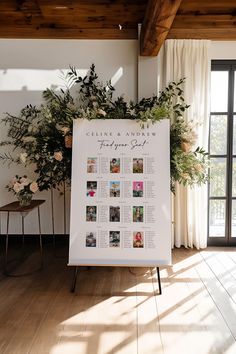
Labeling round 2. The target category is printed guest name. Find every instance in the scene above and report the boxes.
[98,139,148,150]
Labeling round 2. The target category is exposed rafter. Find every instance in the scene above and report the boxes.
[140,0,183,56]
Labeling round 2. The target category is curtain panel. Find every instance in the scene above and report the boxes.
[159,39,211,249]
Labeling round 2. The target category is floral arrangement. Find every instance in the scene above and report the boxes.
[0,64,208,193]
[6,175,38,206]
[170,118,208,191]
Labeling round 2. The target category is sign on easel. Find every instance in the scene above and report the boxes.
[69,119,171,267]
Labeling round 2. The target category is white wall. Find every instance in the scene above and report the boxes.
[210,41,236,59]
[0,39,138,234]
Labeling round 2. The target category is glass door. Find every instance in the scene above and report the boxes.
[208,61,236,246]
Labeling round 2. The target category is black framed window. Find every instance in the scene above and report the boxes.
[208,60,236,246]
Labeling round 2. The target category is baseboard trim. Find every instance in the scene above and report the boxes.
[0,234,69,244]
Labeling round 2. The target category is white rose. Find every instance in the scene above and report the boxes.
[30,181,38,193]
[13,182,24,193]
[97,109,106,117]
[28,125,38,134]
[22,136,36,143]
[20,152,27,164]
[8,177,17,188]
[129,108,136,116]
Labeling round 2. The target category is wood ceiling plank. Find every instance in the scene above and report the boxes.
[178,0,236,14]
[0,26,138,39]
[0,16,142,30]
[140,0,183,56]
[38,2,146,17]
[168,28,236,40]
[173,14,236,28]
[0,16,139,29]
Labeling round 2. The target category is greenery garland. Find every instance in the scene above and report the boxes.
[0,64,208,192]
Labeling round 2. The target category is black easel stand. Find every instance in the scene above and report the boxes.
[71,266,90,293]
[156,266,162,295]
[71,266,162,294]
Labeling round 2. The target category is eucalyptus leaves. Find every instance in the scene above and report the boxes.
[0,64,208,192]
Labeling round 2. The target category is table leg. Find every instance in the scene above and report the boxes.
[51,188,55,249]
[38,206,43,268]
[4,211,10,274]
[22,215,25,247]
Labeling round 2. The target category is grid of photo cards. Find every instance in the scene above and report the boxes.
[85,156,157,249]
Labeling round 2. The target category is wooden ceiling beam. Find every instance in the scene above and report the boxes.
[140,0,183,56]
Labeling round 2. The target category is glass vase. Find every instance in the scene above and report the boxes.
[17,194,32,207]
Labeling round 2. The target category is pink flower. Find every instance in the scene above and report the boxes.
[54,151,63,161]
[13,182,24,193]
[181,173,191,180]
[61,127,70,135]
[195,164,203,172]
[30,181,38,193]
[181,142,191,152]
[20,177,30,186]
[8,177,17,188]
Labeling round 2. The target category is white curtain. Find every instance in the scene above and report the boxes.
[159,39,211,249]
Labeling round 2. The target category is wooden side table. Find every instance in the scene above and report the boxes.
[0,199,45,276]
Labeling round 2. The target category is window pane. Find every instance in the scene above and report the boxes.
[234,71,236,112]
[210,158,227,197]
[209,200,225,237]
[233,116,236,155]
[211,71,228,112]
[210,115,227,155]
[232,200,236,237]
[232,158,236,197]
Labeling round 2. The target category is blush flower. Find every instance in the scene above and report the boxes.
[30,181,38,193]
[97,108,106,116]
[54,151,63,161]
[13,182,24,193]
[195,163,203,172]
[20,177,30,186]
[181,142,191,152]
[6,175,39,205]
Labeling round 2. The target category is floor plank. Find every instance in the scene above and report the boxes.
[0,246,236,353]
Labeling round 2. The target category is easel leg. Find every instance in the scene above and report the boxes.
[71,266,79,293]
[156,267,162,295]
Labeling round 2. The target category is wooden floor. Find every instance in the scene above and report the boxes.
[0,244,236,354]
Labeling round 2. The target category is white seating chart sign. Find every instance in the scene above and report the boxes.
[69,119,171,266]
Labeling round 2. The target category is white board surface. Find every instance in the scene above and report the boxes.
[69,119,171,266]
